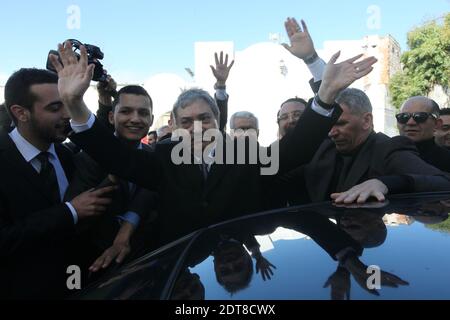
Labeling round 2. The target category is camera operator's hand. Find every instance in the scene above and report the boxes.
[318,51,377,104]
[49,41,94,123]
[282,18,317,61]
[97,74,117,106]
[210,51,234,88]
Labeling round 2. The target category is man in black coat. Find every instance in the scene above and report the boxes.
[396,96,450,173]
[49,37,376,247]
[0,68,114,299]
[66,85,159,273]
[304,89,450,204]
[279,18,450,205]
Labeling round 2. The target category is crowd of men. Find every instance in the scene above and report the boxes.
[0,17,449,299]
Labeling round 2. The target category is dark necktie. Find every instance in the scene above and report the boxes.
[36,152,61,203]
[200,162,209,181]
[336,155,354,192]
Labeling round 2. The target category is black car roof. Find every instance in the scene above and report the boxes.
[76,192,450,300]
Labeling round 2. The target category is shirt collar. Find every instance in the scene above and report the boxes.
[9,128,57,162]
[114,131,143,150]
[193,144,216,164]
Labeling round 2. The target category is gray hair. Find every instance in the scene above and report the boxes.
[157,125,169,137]
[172,88,220,122]
[230,111,259,130]
[336,88,372,114]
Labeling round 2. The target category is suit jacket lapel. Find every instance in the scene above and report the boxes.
[56,144,75,181]
[340,134,375,191]
[304,140,337,202]
[204,135,233,195]
[204,162,231,195]
[0,133,55,203]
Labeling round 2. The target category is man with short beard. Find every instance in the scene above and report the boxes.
[0,68,115,299]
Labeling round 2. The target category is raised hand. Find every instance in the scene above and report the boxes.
[255,255,277,281]
[318,51,377,104]
[210,51,234,87]
[323,267,351,300]
[49,41,94,103]
[282,18,316,61]
[344,256,409,296]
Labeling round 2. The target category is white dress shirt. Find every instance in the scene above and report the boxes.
[9,128,78,224]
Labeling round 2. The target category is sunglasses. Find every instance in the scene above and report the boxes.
[395,112,437,124]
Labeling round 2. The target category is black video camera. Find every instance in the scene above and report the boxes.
[46,39,107,82]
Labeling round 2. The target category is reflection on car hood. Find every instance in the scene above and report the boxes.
[76,192,450,300]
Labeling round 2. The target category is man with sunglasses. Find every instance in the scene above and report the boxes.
[396,96,450,173]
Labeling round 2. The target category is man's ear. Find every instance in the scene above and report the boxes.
[10,105,30,123]
[362,112,373,130]
[149,114,154,127]
[108,111,114,125]
[435,118,443,130]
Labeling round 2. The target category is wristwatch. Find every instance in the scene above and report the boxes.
[315,94,335,110]
[303,51,319,65]
[214,83,226,90]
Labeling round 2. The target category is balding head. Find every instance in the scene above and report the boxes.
[397,96,441,142]
[401,96,440,114]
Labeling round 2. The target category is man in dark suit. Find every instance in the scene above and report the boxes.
[49,35,376,247]
[396,96,450,172]
[0,68,115,299]
[157,51,233,143]
[304,88,450,204]
[279,18,450,204]
[66,85,158,273]
[0,103,13,134]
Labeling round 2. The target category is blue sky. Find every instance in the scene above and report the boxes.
[0,0,448,83]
